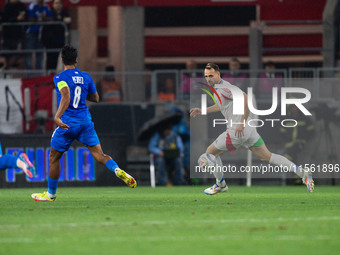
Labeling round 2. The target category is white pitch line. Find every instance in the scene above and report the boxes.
[0,235,335,244]
[213,216,340,224]
[1,216,340,230]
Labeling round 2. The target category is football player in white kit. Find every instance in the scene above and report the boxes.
[190,63,314,194]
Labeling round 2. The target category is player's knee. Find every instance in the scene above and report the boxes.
[198,153,216,167]
[205,149,218,158]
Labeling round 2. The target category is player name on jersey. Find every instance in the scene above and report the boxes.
[72,76,84,84]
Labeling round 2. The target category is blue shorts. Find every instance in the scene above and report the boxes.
[51,122,100,152]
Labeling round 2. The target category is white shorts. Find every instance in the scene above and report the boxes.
[214,126,261,152]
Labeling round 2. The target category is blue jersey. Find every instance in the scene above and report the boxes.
[26,3,52,34]
[54,68,97,126]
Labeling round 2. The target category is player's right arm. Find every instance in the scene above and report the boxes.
[190,104,220,117]
[54,86,70,130]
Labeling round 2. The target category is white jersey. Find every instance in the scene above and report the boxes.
[213,79,244,129]
[212,80,260,151]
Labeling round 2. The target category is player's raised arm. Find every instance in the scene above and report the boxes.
[189,107,201,117]
[207,104,221,114]
[190,104,220,117]
[54,85,70,130]
[87,92,99,103]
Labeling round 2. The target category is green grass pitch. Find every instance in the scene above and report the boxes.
[0,186,340,255]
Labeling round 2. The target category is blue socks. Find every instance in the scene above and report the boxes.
[105,159,119,172]
[47,176,59,195]
[46,158,119,197]
[0,154,18,170]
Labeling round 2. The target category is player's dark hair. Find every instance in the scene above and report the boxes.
[205,63,220,72]
[61,45,78,65]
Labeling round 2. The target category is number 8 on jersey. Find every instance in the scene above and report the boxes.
[73,86,82,108]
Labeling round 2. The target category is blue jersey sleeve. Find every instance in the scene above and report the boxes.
[53,75,58,88]
[54,74,66,91]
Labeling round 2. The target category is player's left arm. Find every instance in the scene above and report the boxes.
[235,93,249,138]
[54,86,70,130]
[87,76,99,103]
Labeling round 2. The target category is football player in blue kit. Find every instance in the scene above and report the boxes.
[32,45,136,201]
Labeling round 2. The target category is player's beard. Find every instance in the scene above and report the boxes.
[207,78,221,87]
[210,82,218,88]
[209,78,222,88]
[207,80,216,87]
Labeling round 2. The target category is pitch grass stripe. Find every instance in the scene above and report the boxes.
[0,204,184,209]
[1,216,340,229]
[0,202,327,209]
[0,235,335,243]
[0,201,334,209]
[0,238,34,243]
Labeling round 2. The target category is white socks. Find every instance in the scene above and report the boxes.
[269,153,303,178]
[214,156,225,183]
[209,153,303,184]
[114,168,121,177]
[47,191,56,199]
